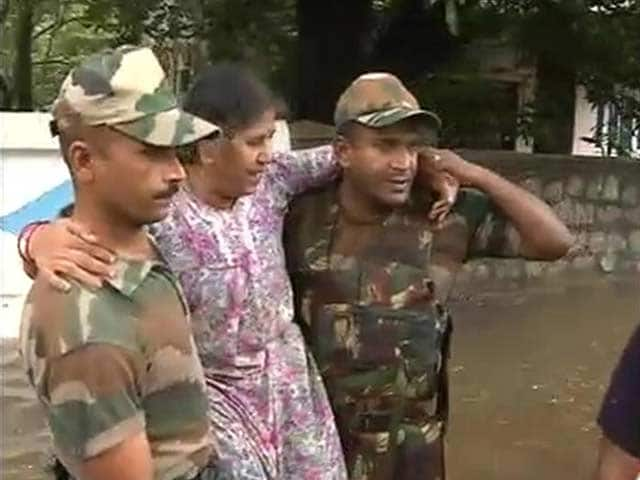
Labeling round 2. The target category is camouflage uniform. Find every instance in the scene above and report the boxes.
[20,46,227,480]
[20,256,223,479]
[284,73,522,480]
[429,188,522,302]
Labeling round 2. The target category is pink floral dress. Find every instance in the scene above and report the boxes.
[150,147,347,480]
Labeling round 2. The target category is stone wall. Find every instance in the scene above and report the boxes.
[290,126,640,280]
[455,150,640,281]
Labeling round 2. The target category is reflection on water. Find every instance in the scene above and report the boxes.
[1,272,638,479]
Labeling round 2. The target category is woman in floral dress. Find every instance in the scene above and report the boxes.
[155,64,346,479]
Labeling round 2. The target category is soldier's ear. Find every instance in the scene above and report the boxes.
[333,136,351,168]
[68,140,95,183]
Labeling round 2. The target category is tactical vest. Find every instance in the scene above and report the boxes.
[286,186,452,478]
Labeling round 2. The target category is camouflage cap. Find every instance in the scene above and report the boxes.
[52,45,220,147]
[334,72,441,131]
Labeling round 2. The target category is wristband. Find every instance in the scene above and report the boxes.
[17,221,49,269]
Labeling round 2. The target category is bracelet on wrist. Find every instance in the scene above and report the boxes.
[17,221,49,268]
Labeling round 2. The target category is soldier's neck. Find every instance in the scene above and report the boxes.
[71,202,153,259]
[337,180,393,224]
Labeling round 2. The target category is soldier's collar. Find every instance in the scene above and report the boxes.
[105,236,170,296]
[335,183,397,226]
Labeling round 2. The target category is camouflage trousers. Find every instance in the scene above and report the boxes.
[344,422,446,480]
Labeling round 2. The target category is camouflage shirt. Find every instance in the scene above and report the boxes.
[284,183,521,480]
[429,187,522,301]
[19,254,213,480]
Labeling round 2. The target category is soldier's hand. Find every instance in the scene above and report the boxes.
[422,147,476,185]
[419,148,460,228]
[428,173,459,228]
[28,219,116,292]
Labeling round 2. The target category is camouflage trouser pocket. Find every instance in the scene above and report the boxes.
[313,303,446,399]
[348,429,395,480]
[345,414,446,480]
[344,409,396,479]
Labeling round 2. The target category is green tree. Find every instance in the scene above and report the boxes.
[12,0,33,110]
[294,0,463,121]
[0,0,153,110]
[5,0,639,157]
[455,0,640,154]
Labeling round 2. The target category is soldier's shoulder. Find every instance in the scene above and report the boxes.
[23,278,137,358]
[403,188,434,216]
[291,180,340,205]
[454,188,488,206]
[288,181,340,219]
[451,188,490,221]
[24,277,88,327]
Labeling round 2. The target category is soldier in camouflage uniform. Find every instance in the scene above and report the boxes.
[19,46,233,480]
[284,73,573,480]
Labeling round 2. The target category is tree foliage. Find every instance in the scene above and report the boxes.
[458,0,640,154]
[0,0,152,110]
[1,0,640,155]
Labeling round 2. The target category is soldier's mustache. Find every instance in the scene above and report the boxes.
[155,185,179,199]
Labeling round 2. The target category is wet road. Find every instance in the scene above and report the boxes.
[447,272,638,479]
[2,271,638,479]
[1,337,51,480]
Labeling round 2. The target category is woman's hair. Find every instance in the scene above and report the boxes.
[178,63,283,164]
[183,62,280,134]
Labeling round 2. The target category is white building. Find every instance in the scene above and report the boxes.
[572,85,639,158]
[461,40,638,157]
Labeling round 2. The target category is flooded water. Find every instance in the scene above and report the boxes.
[1,271,638,479]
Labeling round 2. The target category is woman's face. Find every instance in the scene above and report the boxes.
[203,109,277,199]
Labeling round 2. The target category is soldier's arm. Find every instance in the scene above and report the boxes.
[42,344,151,480]
[427,148,573,260]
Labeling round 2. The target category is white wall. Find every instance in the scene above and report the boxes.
[0,113,291,339]
[1,112,68,338]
